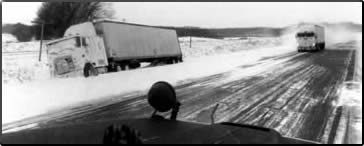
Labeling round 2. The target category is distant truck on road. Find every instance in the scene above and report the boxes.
[295,24,325,52]
[46,20,183,78]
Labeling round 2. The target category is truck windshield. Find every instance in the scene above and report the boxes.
[296,32,315,37]
[47,36,82,51]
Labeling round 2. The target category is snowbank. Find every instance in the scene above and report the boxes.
[2,50,49,84]
[2,45,294,125]
[2,41,46,52]
[179,37,281,58]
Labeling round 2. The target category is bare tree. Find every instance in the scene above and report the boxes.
[33,2,115,40]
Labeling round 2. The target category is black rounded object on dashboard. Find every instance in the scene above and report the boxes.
[147,81,177,112]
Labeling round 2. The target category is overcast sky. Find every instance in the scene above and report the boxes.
[2,2,362,28]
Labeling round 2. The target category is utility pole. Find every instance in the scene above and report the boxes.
[189,27,192,48]
[190,27,192,48]
[32,20,52,62]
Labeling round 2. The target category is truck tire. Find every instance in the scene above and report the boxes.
[116,65,122,72]
[322,43,325,50]
[124,65,130,70]
[130,60,140,68]
[165,60,171,64]
[169,59,174,64]
[133,62,141,68]
[84,63,98,77]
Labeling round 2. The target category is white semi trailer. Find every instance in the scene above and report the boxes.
[46,20,183,78]
[295,24,325,52]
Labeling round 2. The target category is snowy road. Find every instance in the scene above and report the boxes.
[2,44,358,143]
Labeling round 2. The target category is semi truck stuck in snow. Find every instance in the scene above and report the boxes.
[295,24,325,52]
[46,20,183,78]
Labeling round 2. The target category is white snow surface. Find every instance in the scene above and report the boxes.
[179,37,282,58]
[2,37,294,125]
[334,82,362,144]
[2,49,49,84]
[2,33,18,43]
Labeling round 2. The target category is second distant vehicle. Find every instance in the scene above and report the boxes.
[295,24,325,52]
[46,20,183,78]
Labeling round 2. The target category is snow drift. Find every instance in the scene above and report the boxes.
[2,38,294,125]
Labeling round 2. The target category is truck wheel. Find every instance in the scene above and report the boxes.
[125,65,130,70]
[322,43,325,50]
[84,63,98,77]
[165,60,170,64]
[130,60,140,68]
[116,65,122,72]
[135,62,141,68]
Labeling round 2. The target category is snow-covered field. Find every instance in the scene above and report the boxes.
[2,35,293,124]
[179,36,282,58]
[2,51,50,84]
[2,34,51,84]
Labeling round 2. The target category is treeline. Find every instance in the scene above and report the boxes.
[2,2,114,42]
[2,23,35,42]
[2,23,283,42]
[159,26,282,38]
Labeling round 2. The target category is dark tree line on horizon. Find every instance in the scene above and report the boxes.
[3,2,114,41]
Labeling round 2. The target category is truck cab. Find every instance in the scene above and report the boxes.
[295,24,325,52]
[296,31,317,51]
[46,30,108,78]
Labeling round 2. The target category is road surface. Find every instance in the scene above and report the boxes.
[2,44,357,144]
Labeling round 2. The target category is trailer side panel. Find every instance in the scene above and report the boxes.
[94,21,182,61]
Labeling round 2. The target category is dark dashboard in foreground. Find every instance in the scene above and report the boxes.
[1,118,318,144]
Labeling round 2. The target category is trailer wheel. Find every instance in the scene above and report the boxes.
[116,65,122,72]
[124,65,130,70]
[322,43,325,50]
[130,60,141,68]
[84,63,98,77]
